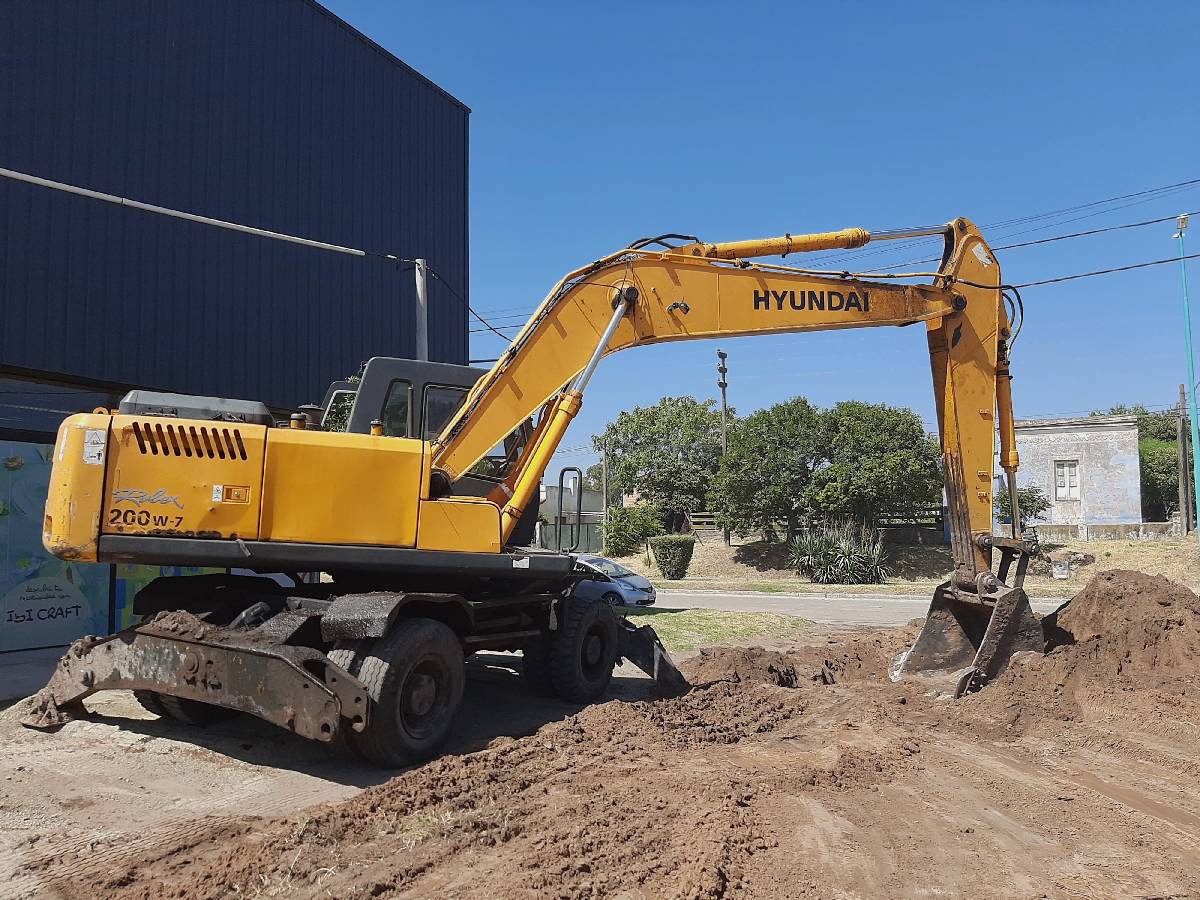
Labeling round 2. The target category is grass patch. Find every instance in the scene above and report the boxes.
[622,608,810,653]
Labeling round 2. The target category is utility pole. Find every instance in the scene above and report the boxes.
[414,258,429,361]
[717,349,730,546]
[600,440,609,525]
[1179,384,1193,532]
[1176,214,1200,545]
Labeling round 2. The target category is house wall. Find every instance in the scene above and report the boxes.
[1014,417,1142,525]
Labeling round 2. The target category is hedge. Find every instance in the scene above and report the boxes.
[649,534,697,580]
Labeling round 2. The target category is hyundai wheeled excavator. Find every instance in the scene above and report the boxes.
[27,217,1042,766]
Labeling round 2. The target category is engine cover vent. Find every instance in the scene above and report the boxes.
[131,420,248,460]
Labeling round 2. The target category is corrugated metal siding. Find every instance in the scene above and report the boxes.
[0,0,468,407]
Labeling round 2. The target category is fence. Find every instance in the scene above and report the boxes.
[537,522,604,553]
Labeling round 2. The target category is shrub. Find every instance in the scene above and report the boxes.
[649,534,697,580]
[788,520,890,585]
[601,504,665,557]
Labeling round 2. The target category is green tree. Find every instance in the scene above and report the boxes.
[582,461,621,509]
[994,483,1051,527]
[1091,403,1177,441]
[1140,437,1180,521]
[595,396,726,531]
[601,504,665,556]
[1092,404,1182,520]
[710,397,823,539]
[807,401,942,523]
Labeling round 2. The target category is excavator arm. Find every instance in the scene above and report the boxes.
[435,219,1016,580]
[433,217,1040,691]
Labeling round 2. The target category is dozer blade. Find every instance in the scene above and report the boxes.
[897,580,1044,696]
[616,617,690,696]
[21,615,368,741]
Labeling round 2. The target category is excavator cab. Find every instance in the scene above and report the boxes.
[316,357,540,546]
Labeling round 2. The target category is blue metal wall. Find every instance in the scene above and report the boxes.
[0,0,469,408]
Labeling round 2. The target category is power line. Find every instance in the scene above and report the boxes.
[1012,251,1200,288]
[468,179,1200,347]
[870,209,1200,272]
[811,177,1200,269]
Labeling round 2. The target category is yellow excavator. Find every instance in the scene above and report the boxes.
[27,217,1042,765]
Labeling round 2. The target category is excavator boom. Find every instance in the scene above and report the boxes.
[432,216,1041,690]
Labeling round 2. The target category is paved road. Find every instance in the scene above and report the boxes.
[655,588,1065,627]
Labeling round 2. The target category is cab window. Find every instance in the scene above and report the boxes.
[321,389,356,432]
[423,385,468,440]
[380,380,412,437]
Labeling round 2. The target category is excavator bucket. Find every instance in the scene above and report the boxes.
[616,617,690,696]
[897,580,1044,696]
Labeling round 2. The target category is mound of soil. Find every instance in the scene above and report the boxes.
[47,678,815,900]
[1048,569,1200,670]
[978,570,1200,730]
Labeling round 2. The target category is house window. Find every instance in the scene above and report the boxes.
[1054,459,1080,501]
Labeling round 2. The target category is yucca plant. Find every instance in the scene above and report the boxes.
[788,520,891,585]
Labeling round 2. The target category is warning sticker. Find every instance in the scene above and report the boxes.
[82,429,106,466]
[211,484,224,503]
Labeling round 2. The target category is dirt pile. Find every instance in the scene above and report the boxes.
[1048,568,1200,670]
[21,574,1200,899]
[976,570,1200,732]
[34,678,826,900]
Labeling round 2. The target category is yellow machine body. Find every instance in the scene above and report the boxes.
[40,215,1041,696]
[45,217,1021,605]
[43,413,502,562]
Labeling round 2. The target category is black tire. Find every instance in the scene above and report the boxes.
[349,618,466,768]
[133,690,237,726]
[326,641,369,750]
[601,591,624,608]
[550,598,619,703]
[521,640,555,696]
[326,642,360,674]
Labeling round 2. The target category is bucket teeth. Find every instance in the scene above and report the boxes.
[897,580,1044,693]
[616,619,690,696]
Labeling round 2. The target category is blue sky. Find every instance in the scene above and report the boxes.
[326,0,1198,476]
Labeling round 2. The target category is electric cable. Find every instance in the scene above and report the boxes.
[870,209,1200,273]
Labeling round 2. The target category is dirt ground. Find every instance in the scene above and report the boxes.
[4,569,1200,898]
[620,536,1200,598]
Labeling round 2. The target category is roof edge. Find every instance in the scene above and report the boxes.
[1015,414,1140,429]
[307,1,471,113]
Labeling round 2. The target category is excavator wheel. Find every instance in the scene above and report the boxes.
[343,618,466,768]
[133,690,238,727]
[548,597,619,703]
[326,641,369,751]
